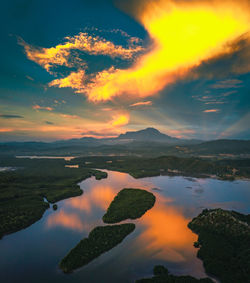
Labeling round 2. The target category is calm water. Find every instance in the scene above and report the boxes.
[0,170,250,283]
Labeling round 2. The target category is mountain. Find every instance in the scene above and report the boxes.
[117,127,179,142]
[1,127,249,157]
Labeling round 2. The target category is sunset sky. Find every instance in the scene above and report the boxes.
[0,0,250,141]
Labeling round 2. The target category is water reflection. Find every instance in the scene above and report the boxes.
[1,170,250,282]
[46,171,201,272]
[137,202,197,262]
[47,210,84,231]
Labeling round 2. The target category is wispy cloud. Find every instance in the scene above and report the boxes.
[130,101,152,107]
[59,114,80,119]
[0,114,24,119]
[32,105,54,111]
[203,109,220,113]
[211,79,243,89]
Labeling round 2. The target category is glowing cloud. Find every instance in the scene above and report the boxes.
[20,32,143,72]
[49,70,86,90]
[20,0,250,104]
[111,114,129,127]
[32,105,54,111]
[203,109,220,113]
[130,101,152,107]
[82,0,250,101]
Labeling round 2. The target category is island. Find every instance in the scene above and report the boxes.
[188,208,250,283]
[135,265,213,282]
[59,223,135,273]
[102,188,156,223]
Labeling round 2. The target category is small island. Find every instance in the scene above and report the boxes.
[52,204,58,210]
[188,208,250,283]
[136,265,213,282]
[59,223,135,273]
[102,188,156,223]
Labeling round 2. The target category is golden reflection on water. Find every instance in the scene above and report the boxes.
[68,184,117,212]
[46,171,198,265]
[46,210,84,231]
[136,195,197,262]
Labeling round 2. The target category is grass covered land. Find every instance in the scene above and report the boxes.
[73,155,250,179]
[60,223,135,273]
[136,265,213,283]
[188,209,250,283]
[0,156,107,239]
[103,188,155,223]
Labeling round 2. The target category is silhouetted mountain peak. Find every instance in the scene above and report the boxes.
[117,127,178,142]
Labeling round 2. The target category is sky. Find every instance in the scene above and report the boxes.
[0,0,250,142]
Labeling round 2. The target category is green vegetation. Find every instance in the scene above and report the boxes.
[74,155,248,179]
[188,208,250,283]
[60,223,135,273]
[136,265,213,282]
[52,204,58,210]
[103,188,155,223]
[0,156,107,239]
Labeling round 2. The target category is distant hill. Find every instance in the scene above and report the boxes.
[0,128,249,157]
[188,139,250,154]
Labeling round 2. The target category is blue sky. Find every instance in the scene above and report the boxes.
[0,0,249,141]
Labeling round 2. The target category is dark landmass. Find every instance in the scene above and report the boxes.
[52,204,58,210]
[135,265,213,283]
[103,188,155,223]
[188,208,250,283]
[0,157,107,239]
[60,223,135,273]
[72,155,250,179]
[1,128,249,158]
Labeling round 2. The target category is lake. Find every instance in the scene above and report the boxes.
[0,170,249,283]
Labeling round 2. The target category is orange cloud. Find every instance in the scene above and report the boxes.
[32,105,54,111]
[49,70,86,90]
[110,114,129,127]
[20,32,143,73]
[203,109,220,113]
[130,101,152,107]
[0,128,13,132]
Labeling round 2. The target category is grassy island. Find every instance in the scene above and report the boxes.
[136,265,213,282]
[188,208,250,283]
[0,157,108,239]
[103,188,155,223]
[59,223,135,273]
